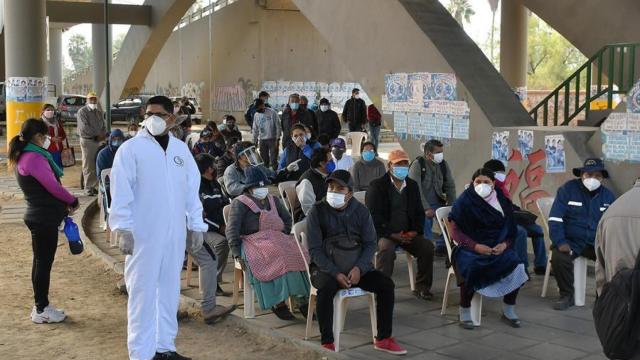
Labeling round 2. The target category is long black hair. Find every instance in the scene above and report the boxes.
[8,118,48,167]
[471,167,496,182]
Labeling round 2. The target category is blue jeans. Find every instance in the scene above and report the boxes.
[514,223,548,269]
[368,124,380,151]
[424,204,444,250]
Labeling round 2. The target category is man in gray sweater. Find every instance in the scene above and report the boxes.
[251,98,281,170]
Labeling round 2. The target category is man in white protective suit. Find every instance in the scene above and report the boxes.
[109,95,208,360]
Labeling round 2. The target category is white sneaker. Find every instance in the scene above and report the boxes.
[31,306,66,324]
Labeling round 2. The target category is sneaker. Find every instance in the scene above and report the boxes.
[321,343,335,351]
[31,306,66,324]
[152,352,191,360]
[553,296,574,311]
[374,337,407,355]
[203,305,236,324]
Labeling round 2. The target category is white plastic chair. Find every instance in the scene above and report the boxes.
[99,169,111,230]
[346,132,368,157]
[278,181,297,212]
[184,252,202,294]
[353,191,366,204]
[537,197,588,305]
[223,205,255,318]
[436,206,482,326]
[295,227,377,352]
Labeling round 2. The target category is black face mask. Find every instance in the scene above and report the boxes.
[332,148,344,160]
[300,104,308,110]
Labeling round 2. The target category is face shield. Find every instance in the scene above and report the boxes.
[238,146,264,166]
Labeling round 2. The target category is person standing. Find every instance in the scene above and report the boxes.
[342,88,367,132]
[281,93,316,149]
[299,95,319,137]
[316,98,341,141]
[41,103,66,168]
[367,104,382,150]
[109,96,209,360]
[9,118,80,324]
[244,91,270,128]
[252,98,281,170]
[76,91,106,196]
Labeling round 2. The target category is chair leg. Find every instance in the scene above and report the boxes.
[333,295,343,352]
[232,268,242,305]
[368,293,378,343]
[305,294,316,340]
[198,266,203,294]
[541,252,553,297]
[470,293,482,326]
[243,271,255,318]
[574,257,588,306]
[185,255,193,287]
[407,254,416,292]
[340,297,349,332]
[441,268,454,315]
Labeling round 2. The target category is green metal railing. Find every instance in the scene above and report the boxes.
[529,43,640,126]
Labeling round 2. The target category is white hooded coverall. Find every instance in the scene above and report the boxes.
[109,130,207,360]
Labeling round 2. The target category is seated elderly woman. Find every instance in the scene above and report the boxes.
[448,168,528,330]
[225,166,310,320]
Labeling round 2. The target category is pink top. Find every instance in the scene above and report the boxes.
[17,152,76,205]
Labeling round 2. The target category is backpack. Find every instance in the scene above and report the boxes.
[592,248,640,359]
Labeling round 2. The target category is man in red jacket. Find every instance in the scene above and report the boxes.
[367,103,382,151]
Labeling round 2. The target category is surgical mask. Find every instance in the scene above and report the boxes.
[43,110,54,119]
[325,160,336,173]
[88,103,97,110]
[583,177,601,191]
[129,131,137,137]
[392,166,409,180]
[494,172,506,183]
[42,136,51,149]
[290,102,300,111]
[432,152,444,164]
[146,115,167,136]
[332,148,344,160]
[362,150,375,162]
[475,183,493,198]
[320,105,329,112]
[111,140,122,147]
[326,191,347,209]
[252,187,269,200]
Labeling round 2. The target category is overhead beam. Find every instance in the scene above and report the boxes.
[46,1,152,25]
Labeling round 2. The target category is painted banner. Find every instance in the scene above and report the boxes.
[6,76,47,147]
[518,130,534,157]
[492,131,510,165]
[212,85,246,111]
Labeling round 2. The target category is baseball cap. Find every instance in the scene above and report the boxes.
[330,138,346,149]
[387,149,410,164]
[325,169,353,190]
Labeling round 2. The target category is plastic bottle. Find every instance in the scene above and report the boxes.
[64,217,84,255]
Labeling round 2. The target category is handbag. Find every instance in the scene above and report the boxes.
[61,137,76,167]
[513,209,538,226]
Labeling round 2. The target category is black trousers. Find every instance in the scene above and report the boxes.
[459,283,519,307]
[376,236,434,291]
[551,245,596,298]
[25,220,60,312]
[315,270,394,344]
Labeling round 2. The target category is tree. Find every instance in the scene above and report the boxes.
[67,34,93,72]
[488,0,499,64]
[112,32,126,60]
[447,0,475,28]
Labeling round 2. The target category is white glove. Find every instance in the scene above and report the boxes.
[286,162,300,172]
[190,231,205,253]
[112,229,134,255]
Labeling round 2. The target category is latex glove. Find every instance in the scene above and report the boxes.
[112,229,134,255]
[286,161,300,172]
[190,231,205,253]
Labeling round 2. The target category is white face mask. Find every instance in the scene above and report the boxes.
[320,105,329,112]
[146,115,167,136]
[42,136,51,149]
[354,94,360,99]
[87,103,97,110]
[494,172,507,182]
[583,177,601,191]
[474,183,493,198]
[432,152,444,164]
[252,187,269,200]
[326,191,347,209]
[43,110,54,119]
[129,131,137,137]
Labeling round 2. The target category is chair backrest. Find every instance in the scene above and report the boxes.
[536,196,555,236]
[100,168,111,186]
[284,186,299,219]
[298,232,312,274]
[292,219,307,244]
[278,181,297,211]
[185,132,200,150]
[346,132,368,157]
[353,191,366,204]
[222,204,231,225]
[435,206,455,260]
[100,168,112,207]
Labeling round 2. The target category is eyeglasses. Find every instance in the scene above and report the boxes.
[145,112,171,119]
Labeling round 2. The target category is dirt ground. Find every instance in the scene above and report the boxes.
[0,222,325,360]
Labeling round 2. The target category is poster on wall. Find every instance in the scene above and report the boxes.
[544,135,566,173]
[600,112,640,162]
[627,80,640,114]
[452,116,469,140]
[491,131,510,165]
[7,77,47,103]
[518,130,534,157]
[394,112,408,138]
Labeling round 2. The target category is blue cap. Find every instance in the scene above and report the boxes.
[243,166,271,188]
[572,158,608,178]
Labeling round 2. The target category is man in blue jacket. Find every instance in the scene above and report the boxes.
[549,158,615,310]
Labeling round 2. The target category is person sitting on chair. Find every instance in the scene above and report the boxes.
[306,170,407,355]
[277,124,320,181]
[295,147,333,221]
[225,166,310,320]
[96,129,125,205]
[366,149,435,301]
[350,141,386,192]
[549,158,615,310]
[448,168,528,329]
[223,141,274,198]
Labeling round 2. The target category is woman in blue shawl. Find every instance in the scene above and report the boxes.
[448,168,528,329]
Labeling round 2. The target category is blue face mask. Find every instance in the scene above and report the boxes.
[325,160,336,173]
[290,102,300,111]
[392,166,409,180]
[111,140,122,147]
[362,150,375,162]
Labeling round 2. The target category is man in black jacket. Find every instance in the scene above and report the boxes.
[294,147,332,221]
[244,91,270,128]
[342,88,367,132]
[281,93,317,149]
[366,149,435,300]
[316,98,341,141]
[306,170,407,355]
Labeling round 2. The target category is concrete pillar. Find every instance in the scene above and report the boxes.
[0,34,5,82]
[92,23,112,96]
[48,26,64,97]
[4,0,47,144]
[500,0,528,91]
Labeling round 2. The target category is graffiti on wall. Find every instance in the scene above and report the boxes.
[503,148,551,212]
[212,85,246,111]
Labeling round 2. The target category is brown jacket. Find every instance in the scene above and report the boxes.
[595,180,640,295]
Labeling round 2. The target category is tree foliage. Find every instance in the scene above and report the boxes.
[67,34,93,72]
[447,0,475,28]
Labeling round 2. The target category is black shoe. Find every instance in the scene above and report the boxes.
[534,266,547,276]
[153,351,192,360]
[413,289,434,301]
[553,296,574,311]
[272,304,296,320]
[216,285,231,297]
[501,314,521,328]
[298,302,316,320]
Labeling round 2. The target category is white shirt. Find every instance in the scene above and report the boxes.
[390,176,406,193]
[332,154,354,171]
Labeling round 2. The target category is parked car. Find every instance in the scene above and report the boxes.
[56,94,86,122]
[170,96,203,124]
[111,95,154,123]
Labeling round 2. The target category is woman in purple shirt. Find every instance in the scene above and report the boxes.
[8,118,79,324]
